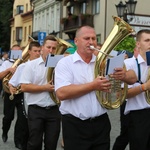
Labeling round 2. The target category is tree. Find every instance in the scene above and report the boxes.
[0,0,14,52]
[114,35,136,53]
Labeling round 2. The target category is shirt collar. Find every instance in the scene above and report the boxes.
[137,54,145,64]
[73,51,96,63]
[37,56,45,65]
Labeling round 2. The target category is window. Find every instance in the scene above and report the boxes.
[13,30,15,42]
[97,34,101,44]
[93,0,100,14]
[67,5,74,16]
[16,5,24,14]
[24,27,27,41]
[29,25,31,36]
[80,2,86,14]
[16,27,22,41]
[26,4,28,12]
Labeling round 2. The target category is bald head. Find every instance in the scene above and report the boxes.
[75,26,95,38]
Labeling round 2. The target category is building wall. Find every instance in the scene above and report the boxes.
[11,0,150,47]
[10,0,33,48]
[33,0,61,37]
[103,0,150,42]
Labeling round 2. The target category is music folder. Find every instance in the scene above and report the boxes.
[10,50,22,59]
[146,51,150,66]
[45,54,64,67]
[105,53,125,75]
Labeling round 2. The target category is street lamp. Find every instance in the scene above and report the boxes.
[115,0,137,22]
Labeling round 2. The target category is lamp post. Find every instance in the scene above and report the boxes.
[115,0,137,23]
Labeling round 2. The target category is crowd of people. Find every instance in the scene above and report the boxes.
[0,26,150,150]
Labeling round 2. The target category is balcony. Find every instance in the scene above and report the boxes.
[63,0,87,5]
[61,14,94,39]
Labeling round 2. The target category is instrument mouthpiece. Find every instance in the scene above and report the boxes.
[90,45,95,50]
[90,45,113,58]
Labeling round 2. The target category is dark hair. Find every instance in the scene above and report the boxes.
[29,41,41,50]
[43,35,57,45]
[136,29,150,41]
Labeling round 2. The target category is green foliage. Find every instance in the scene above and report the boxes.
[0,0,13,51]
[114,36,136,53]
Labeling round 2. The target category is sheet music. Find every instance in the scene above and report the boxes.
[146,51,150,66]
[45,54,64,67]
[106,53,125,75]
[10,50,22,59]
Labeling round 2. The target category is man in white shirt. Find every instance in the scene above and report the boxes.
[0,44,22,149]
[124,29,150,150]
[20,35,61,150]
[55,26,137,150]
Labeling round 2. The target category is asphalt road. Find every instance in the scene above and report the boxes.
[0,94,129,150]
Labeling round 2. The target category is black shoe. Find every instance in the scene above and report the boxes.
[2,133,8,142]
[15,143,22,149]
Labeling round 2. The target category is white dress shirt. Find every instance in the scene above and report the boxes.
[9,62,26,87]
[55,51,107,120]
[124,54,150,114]
[20,56,56,107]
[0,59,14,72]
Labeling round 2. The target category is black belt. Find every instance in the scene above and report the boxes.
[130,108,150,113]
[30,104,58,110]
[63,113,106,122]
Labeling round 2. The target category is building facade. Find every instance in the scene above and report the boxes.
[32,0,62,40]
[11,0,150,47]
[10,0,33,48]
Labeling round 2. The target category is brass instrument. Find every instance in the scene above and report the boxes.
[3,38,34,100]
[47,38,73,105]
[145,69,150,104]
[94,16,135,109]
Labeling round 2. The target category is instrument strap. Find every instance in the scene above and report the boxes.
[135,58,143,84]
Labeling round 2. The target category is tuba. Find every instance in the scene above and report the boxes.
[3,37,34,99]
[47,38,73,105]
[94,16,135,109]
[145,69,150,104]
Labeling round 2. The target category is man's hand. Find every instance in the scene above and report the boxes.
[9,84,17,94]
[8,67,17,74]
[143,79,150,91]
[45,80,54,92]
[93,76,111,92]
[111,68,126,81]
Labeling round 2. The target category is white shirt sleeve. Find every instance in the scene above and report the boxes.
[20,62,33,84]
[9,63,25,87]
[0,60,11,72]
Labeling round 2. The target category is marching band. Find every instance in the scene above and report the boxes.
[1,27,150,150]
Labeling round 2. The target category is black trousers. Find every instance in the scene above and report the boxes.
[128,108,150,150]
[112,101,129,150]
[62,113,111,150]
[2,92,29,150]
[27,105,61,150]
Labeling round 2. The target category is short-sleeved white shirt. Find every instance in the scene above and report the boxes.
[20,56,56,107]
[9,62,26,87]
[124,54,150,114]
[0,59,14,72]
[55,51,107,120]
